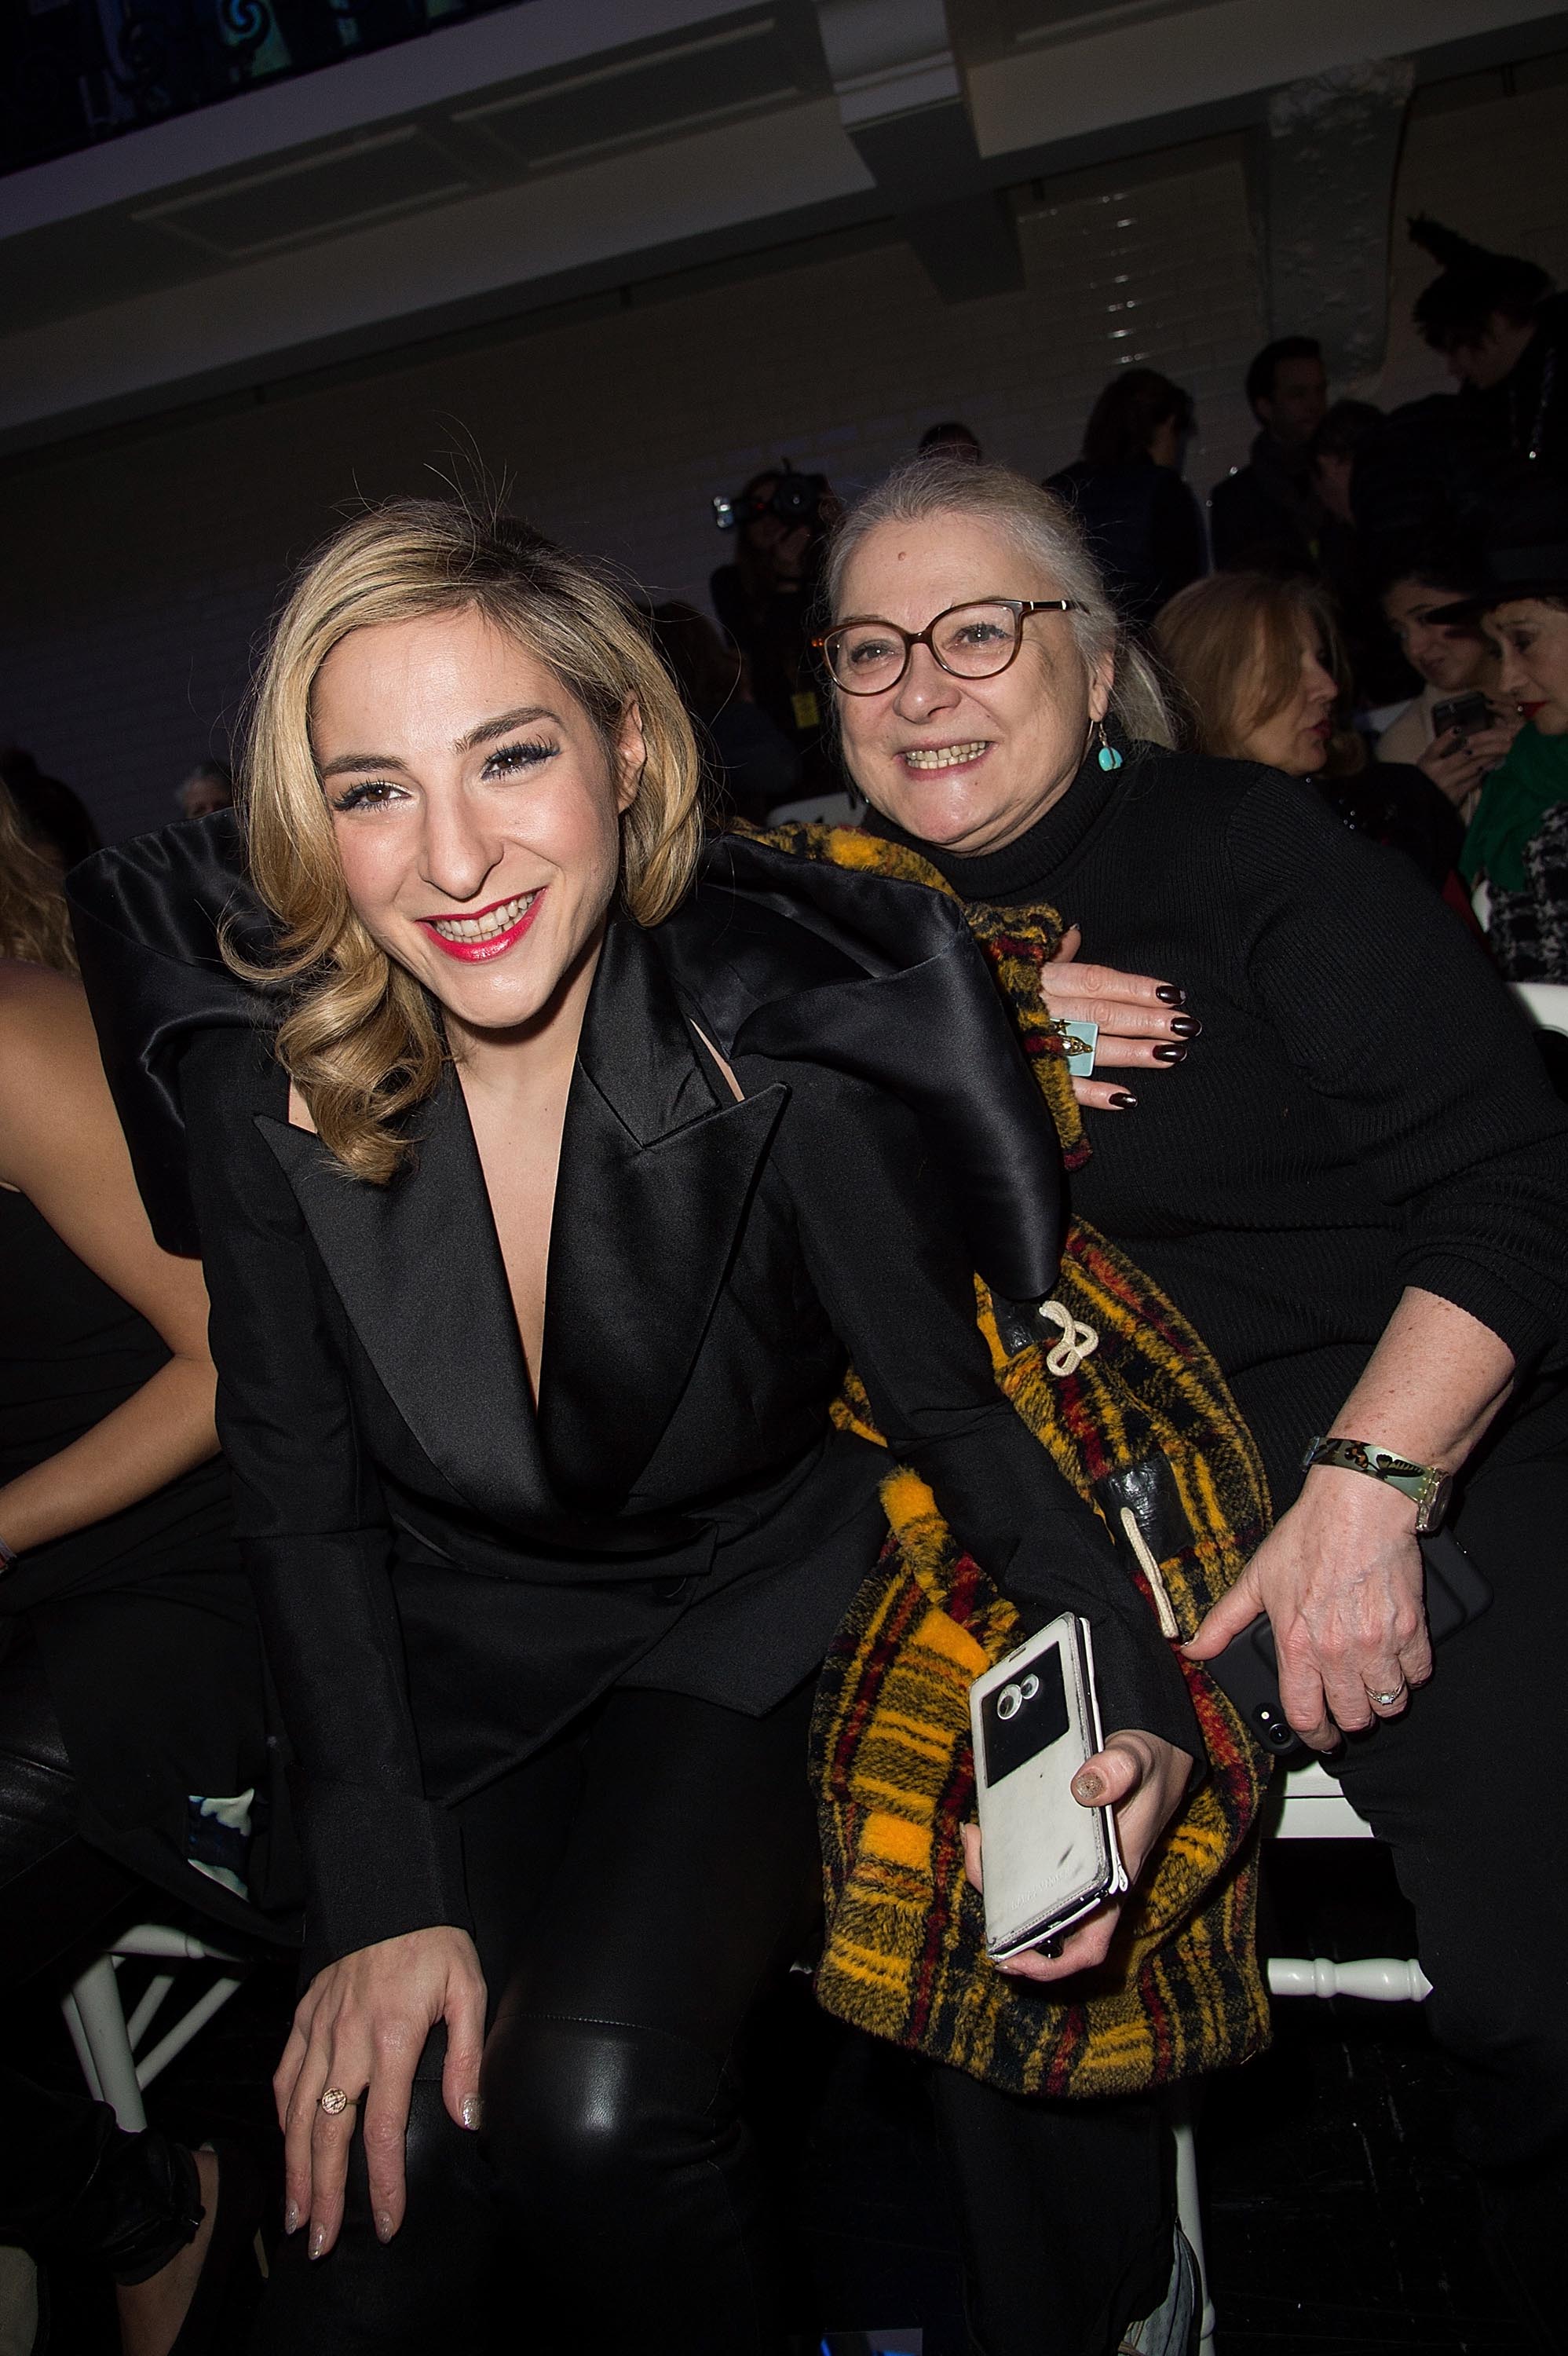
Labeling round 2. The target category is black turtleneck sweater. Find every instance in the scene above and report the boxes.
[870,745,1568,1511]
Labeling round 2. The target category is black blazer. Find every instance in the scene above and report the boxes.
[71,821,1195,1970]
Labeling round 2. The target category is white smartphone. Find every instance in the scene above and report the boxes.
[969,1612,1129,1963]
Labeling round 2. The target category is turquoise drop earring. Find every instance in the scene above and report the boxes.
[1097,722,1123,773]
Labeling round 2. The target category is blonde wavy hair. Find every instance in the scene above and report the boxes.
[234,500,704,1183]
[0,778,78,974]
[824,457,1175,747]
[1153,571,1366,778]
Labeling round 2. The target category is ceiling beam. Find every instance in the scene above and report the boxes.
[815,0,1022,300]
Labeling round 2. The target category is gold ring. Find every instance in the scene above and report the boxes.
[319,2087,351,2116]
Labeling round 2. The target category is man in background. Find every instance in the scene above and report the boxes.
[1209,335,1329,573]
[1409,216,1567,485]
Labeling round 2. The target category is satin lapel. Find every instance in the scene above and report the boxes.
[257,1085,550,1531]
[539,920,785,1508]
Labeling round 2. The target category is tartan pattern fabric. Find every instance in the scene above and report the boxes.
[756,822,1275,2095]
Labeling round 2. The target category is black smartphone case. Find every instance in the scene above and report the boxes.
[1430,691,1493,737]
[1205,1529,1492,1758]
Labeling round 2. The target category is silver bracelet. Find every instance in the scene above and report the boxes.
[0,1533,17,1571]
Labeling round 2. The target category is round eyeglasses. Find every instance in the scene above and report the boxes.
[813,598,1082,695]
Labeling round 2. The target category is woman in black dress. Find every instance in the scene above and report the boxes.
[0,781,277,2353]
[813,455,1568,2335]
[70,504,1197,2354]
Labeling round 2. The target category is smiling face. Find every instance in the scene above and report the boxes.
[832,511,1111,856]
[312,606,641,1044]
[1382,579,1496,695]
[1491,598,1568,736]
[1235,612,1339,774]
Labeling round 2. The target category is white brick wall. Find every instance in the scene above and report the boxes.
[3,67,1566,846]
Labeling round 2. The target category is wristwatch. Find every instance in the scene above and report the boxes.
[1302,1436,1454,1533]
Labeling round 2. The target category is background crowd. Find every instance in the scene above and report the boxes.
[5,214,1568,997]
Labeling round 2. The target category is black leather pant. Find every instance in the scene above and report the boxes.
[252,1683,824,2355]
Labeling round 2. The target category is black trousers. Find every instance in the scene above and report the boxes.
[252,1682,824,2356]
[933,2071,1172,2356]
[1332,1451,1568,2175]
[251,1682,1174,2356]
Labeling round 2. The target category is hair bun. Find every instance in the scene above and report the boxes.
[1407,214,1496,269]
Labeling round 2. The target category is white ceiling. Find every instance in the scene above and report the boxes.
[2,0,1564,452]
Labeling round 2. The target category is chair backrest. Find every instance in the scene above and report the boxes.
[1514,980,1568,1038]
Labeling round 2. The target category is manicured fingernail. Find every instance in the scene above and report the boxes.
[1170,1015,1201,1038]
[1073,1769,1106,1803]
[309,2224,327,2262]
[1153,1044,1187,1064]
[1155,985,1185,1005]
[376,2211,394,2244]
[462,2095,484,2132]
[283,2201,300,2236]
[1109,1090,1138,1110]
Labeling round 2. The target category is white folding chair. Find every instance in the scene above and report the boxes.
[61,1924,249,2133]
[1175,1758,1427,2352]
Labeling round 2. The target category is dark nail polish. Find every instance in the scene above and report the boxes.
[1155,985,1186,1006]
[1153,1044,1187,1065]
[1109,1090,1138,1109]
[1170,1015,1202,1039]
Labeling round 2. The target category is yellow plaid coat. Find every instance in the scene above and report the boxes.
[764,824,1276,2097]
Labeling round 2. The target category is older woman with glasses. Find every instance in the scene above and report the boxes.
[795,456,1568,2348]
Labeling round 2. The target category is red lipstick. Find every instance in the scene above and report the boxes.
[416,889,544,964]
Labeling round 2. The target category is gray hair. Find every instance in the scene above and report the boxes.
[823,456,1175,748]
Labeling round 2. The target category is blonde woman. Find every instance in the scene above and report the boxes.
[1153,569,1469,894]
[71,506,1196,2354]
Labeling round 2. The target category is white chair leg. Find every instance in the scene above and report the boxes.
[62,1925,253,2127]
[123,1969,176,2050]
[134,1975,246,2093]
[63,1955,146,2131]
[59,1987,104,2105]
[1170,2098,1215,2353]
[1267,1956,1431,2002]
